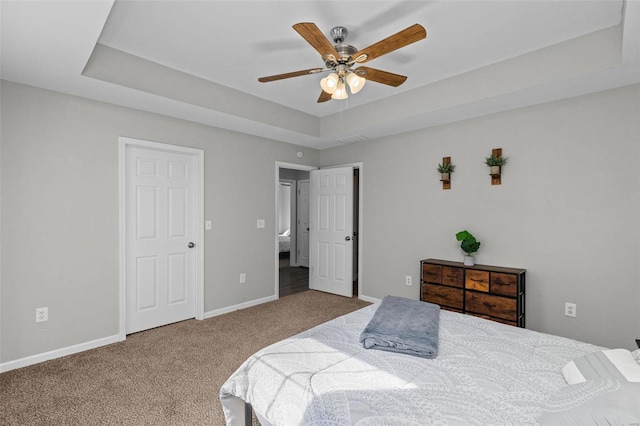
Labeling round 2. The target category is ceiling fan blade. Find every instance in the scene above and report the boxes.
[354,66,407,87]
[317,90,332,103]
[354,24,426,64]
[258,68,325,83]
[293,22,341,63]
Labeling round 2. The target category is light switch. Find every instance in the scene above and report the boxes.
[205,220,212,230]
[257,219,265,229]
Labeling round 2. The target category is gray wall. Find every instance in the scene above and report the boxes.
[319,84,640,350]
[0,81,318,363]
[2,80,638,366]
[279,168,310,181]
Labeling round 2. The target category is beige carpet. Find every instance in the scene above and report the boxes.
[0,291,370,425]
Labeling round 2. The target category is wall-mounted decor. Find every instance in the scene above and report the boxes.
[437,157,455,190]
[485,148,508,185]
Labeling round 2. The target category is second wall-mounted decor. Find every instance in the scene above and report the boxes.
[485,148,508,185]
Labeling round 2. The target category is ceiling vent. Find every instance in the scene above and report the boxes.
[337,135,369,145]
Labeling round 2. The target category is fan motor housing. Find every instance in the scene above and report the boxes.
[325,44,358,68]
[324,26,358,67]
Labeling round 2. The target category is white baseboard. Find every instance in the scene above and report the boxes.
[0,333,124,373]
[204,295,276,319]
[1,294,351,373]
[359,295,382,304]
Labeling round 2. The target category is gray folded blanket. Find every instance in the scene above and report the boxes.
[359,295,440,359]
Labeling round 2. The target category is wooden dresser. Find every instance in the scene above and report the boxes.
[420,258,526,327]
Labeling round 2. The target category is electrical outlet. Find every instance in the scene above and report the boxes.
[564,302,576,318]
[205,220,212,230]
[256,219,265,229]
[36,307,48,323]
[405,275,412,286]
[240,273,246,283]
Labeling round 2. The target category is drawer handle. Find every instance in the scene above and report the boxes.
[483,301,495,308]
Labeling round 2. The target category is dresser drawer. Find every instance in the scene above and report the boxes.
[422,263,442,283]
[465,292,516,322]
[490,272,517,296]
[465,270,489,292]
[442,266,464,288]
[422,283,463,309]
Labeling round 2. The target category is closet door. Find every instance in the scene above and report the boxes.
[125,146,196,333]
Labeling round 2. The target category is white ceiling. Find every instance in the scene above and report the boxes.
[2,1,639,149]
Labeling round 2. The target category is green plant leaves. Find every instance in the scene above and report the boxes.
[437,162,455,173]
[456,230,481,256]
[484,154,508,166]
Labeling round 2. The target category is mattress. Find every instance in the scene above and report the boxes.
[220,303,605,425]
[278,235,290,253]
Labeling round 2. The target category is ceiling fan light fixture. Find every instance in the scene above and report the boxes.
[346,72,366,94]
[263,22,425,103]
[331,79,348,100]
[320,73,339,94]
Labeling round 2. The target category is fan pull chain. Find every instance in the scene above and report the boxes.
[339,97,349,120]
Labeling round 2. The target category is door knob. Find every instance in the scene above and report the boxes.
[345,236,351,241]
[188,242,195,248]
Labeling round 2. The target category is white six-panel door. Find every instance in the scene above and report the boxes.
[309,167,353,297]
[126,146,196,334]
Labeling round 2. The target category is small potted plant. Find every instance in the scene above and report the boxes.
[485,154,508,176]
[456,230,481,266]
[437,162,456,182]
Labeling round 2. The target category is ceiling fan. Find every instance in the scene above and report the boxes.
[258,22,427,103]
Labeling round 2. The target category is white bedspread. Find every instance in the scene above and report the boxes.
[278,235,290,253]
[220,303,603,425]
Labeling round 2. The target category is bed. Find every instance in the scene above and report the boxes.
[278,230,291,254]
[220,301,640,425]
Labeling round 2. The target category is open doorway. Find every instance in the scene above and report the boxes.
[275,162,363,300]
[278,167,311,297]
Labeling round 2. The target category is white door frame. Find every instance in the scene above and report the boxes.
[275,162,316,299]
[274,161,364,300]
[119,137,205,340]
